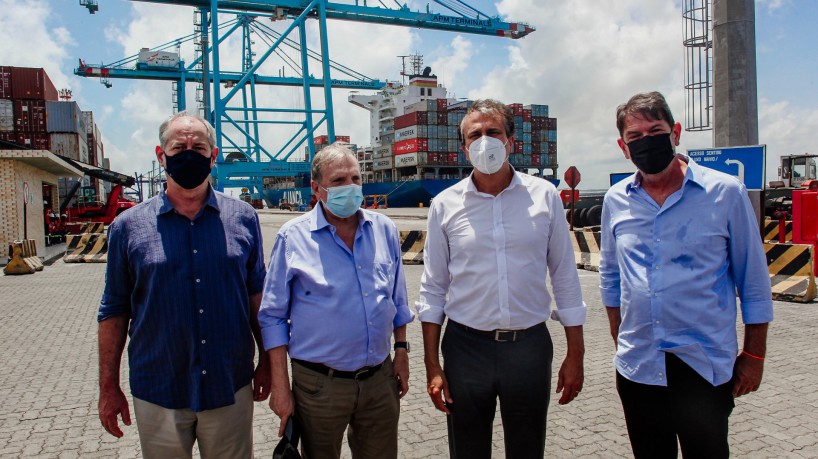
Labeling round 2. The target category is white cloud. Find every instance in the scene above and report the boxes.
[0,0,73,90]
[429,35,475,92]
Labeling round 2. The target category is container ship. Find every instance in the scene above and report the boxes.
[263,59,559,208]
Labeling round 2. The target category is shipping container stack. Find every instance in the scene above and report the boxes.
[48,100,92,203]
[387,99,558,180]
[0,66,57,151]
[82,111,107,199]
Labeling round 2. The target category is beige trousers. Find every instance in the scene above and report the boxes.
[133,384,254,459]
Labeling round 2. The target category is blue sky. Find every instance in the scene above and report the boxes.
[0,0,815,189]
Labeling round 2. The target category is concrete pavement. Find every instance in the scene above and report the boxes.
[0,210,816,458]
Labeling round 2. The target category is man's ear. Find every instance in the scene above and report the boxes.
[618,138,630,160]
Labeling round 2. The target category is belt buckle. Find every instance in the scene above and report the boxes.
[494,330,517,342]
[353,367,370,380]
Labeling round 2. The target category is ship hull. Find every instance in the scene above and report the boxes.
[262,179,460,209]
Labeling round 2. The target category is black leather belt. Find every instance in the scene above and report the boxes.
[449,320,544,343]
[292,359,383,380]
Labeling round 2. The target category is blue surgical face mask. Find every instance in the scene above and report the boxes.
[320,183,363,218]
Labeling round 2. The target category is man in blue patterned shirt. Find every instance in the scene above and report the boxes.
[97,112,270,458]
[259,143,414,459]
[600,92,773,458]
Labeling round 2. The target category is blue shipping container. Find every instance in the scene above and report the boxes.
[46,101,85,134]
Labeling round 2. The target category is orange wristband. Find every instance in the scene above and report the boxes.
[741,350,765,361]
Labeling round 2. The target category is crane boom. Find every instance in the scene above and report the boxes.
[131,0,534,38]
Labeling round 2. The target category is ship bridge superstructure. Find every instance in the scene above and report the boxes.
[76,0,534,198]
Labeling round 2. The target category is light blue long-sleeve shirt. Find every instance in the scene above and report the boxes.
[259,203,414,371]
[599,157,773,387]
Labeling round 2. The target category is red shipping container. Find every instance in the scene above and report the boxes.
[314,135,329,145]
[522,110,532,122]
[508,103,523,115]
[0,132,17,145]
[437,112,448,126]
[548,142,557,154]
[546,118,557,130]
[394,138,428,155]
[531,142,541,154]
[336,135,351,143]
[514,140,523,153]
[16,132,50,150]
[0,66,11,99]
[436,98,448,111]
[13,99,46,132]
[11,67,58,101]
[394,112,428,130]
[531,154,541,166]
[428,153,441,165]
[447,153,458,165]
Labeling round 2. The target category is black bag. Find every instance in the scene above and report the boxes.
[273,417,302,459]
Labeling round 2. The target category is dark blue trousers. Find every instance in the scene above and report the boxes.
[442,320,553,459]
[616,352,735,459]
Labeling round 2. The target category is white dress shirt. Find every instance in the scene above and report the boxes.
[416,170,586,330]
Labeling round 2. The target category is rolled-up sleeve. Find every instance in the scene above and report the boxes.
[389,224,415,328]
[415,201,450,324]
[545,189,586,326]
[599,192,622,307]
[728,185,774,324]
[258,232,293,350]
[98,219,132,322]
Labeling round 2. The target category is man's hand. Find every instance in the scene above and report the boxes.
[425,363,452,414]
[556,324,584,405]
[253,354,272,401]
[98,386,131,438]
[393,350,410,398]
[556,353,584,405]
[733,354,764,397]
[270,384,295,437]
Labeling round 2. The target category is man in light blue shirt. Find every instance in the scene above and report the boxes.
[259,143,414,459]
[599,92,773,459]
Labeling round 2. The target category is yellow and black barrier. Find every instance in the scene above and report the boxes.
[64,232,108,263]
[763,218,793,243]
[399,230,425,265]
[571,229,601,272]
[3,240,43,275]
[765,242,816,303]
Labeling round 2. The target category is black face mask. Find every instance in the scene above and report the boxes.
[164,149,212,189]
[626,133,676,175]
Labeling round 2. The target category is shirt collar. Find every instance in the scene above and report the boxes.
[309,200,372,232]
[625,154,703,194]
[462,165,523,197]
[157,184,220,215]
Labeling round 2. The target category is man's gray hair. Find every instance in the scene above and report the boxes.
[311,142,359,184]
[158,111,217,149]
[615,91,675,138]
[458,99,515,145]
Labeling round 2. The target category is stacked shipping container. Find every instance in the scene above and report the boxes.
[382,99,557,173]
[0,66,57,150]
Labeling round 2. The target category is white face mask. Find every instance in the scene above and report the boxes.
[468,136,508,175]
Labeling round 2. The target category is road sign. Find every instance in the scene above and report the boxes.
[610,172,633,187]
[687,145,766,190]
[564,166,581,189]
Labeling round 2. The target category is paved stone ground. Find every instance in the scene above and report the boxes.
[1,211,817,458]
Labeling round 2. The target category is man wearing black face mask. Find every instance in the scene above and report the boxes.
[97,112,270,458]
[599,92,773,459]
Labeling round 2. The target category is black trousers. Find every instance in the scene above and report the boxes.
[616,353,735,459]
[441,320,553,459]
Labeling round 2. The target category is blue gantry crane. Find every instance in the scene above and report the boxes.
[76,0,534,199]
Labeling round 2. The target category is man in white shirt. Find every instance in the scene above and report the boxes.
[416,99,586,458]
